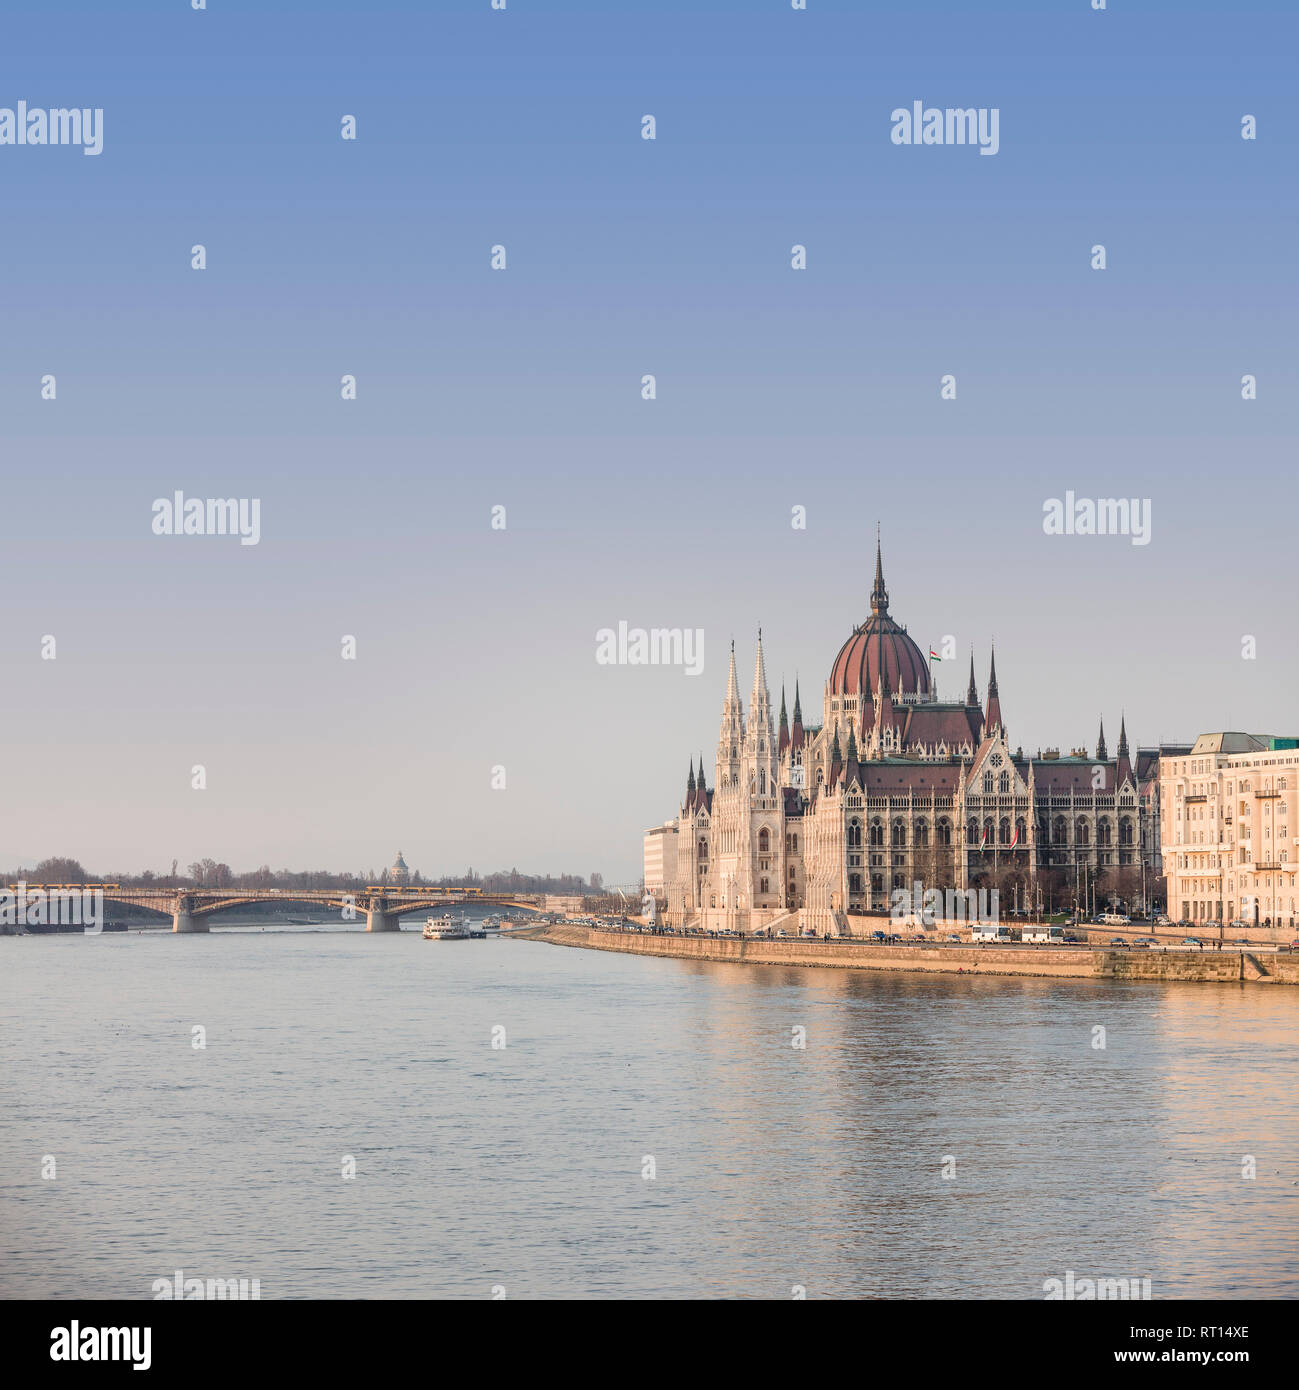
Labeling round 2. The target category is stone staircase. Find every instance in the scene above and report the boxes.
[1242,952,1273,982]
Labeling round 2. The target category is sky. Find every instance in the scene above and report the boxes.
[1,1,1295,883]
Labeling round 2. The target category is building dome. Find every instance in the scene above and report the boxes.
[828,539,931,700]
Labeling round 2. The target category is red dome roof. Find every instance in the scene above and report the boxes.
[829,536,930,699]
[830,615,930,699]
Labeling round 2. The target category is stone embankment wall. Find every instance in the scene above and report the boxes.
[518,924,1299,985]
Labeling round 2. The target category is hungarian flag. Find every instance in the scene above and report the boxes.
[929,648,940,663]
[1009,822,1021,848]
[979,824,989,852]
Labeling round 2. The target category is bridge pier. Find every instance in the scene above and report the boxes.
[366,908,399,932]
[172,909,208,934]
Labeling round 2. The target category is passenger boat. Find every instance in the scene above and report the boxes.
[423,914,469,940]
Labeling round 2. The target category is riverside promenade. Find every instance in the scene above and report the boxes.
[518,923,1299,986]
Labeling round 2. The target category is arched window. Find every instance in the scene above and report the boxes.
[892,820,906,848]
[871,874,883,894]
[1119,818,1133,846]
[984,818,995,847]
[999,817,1011,845]
[849,873,861,893]
[1015,818,1027,847]
[869,820,884,847]
[1097,819,1112,848]
[1053,816,1067,844]
[983,772,994,794]
[1076,819,1090,847]
[847,819,862,849]
[758,828,770,854]
[967,818,979,844]
[916,819,930,849]
[937,818,952,847]
[998,771,1010,794]
[698,839,708,861]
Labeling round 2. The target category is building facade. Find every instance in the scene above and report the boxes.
[649,542,1167,935]
[1160,732,1299,930]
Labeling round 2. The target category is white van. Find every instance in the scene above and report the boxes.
[1099,913,1131,927]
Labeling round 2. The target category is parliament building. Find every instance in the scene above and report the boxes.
[644,541,1170,935]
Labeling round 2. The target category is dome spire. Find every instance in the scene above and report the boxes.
[870,523,889,615]
[966,650,979,706]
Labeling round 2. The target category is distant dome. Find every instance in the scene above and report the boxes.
[391,851,410,883]
[829,538,931,700]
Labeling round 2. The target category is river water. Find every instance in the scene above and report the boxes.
[2,926,1297,1299]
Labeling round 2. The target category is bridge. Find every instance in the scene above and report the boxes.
[85,887,547,934]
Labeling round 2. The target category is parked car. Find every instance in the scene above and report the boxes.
[945,933,961,943]
[1133,938,1155,949]
[1062,931,1081,943]
[1109,937,1129,947]
[871,930,887,942]
[1181,937,1204,949]
[775,928,787,938]
[1155,914,1171,926]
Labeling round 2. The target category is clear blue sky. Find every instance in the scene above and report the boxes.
[1,1,1295,881]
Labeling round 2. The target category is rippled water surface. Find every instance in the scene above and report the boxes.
[3,928,1297,1299]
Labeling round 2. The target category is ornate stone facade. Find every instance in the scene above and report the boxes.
[652,541,1165,935]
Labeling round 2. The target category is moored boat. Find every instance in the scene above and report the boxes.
[423,914,469,940]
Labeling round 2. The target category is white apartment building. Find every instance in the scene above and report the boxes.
[1160,732,1299,930]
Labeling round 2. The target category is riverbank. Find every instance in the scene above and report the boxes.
[516,924,1299,985]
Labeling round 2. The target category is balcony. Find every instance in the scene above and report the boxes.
[1255,790,1280,799]
[1185,794,1207,803]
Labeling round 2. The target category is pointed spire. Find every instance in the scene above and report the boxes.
[846,726,858,762]
[1096,717,1108,762]
[984,645,1002,735]
[831,722,842,762]
[778,685,790,755]
[726,639,739,704]
[791,677,805,749]
[870,524,889,615]
[966,650,978,706]
[1117,714,1129,759]
[750,628,769,709]
[698,754,707,795]
[687,762,696,794]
